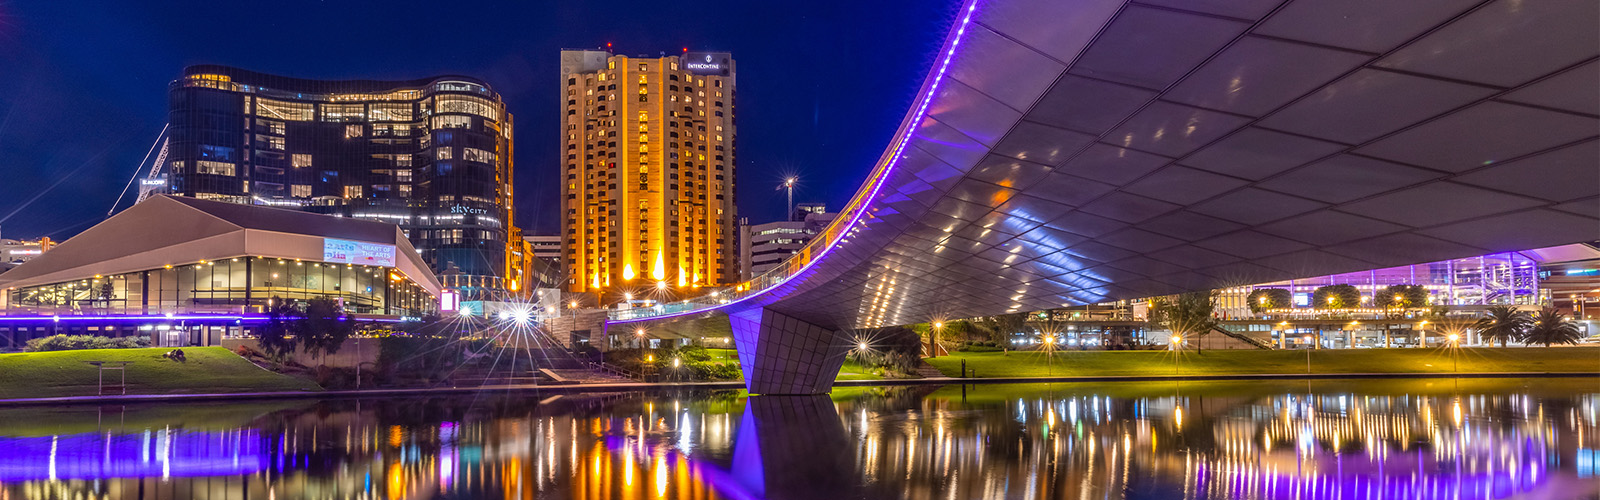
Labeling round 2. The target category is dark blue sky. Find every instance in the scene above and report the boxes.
[0,0,959,239]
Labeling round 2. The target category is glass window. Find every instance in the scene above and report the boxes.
[344,185,363,198]
[434,95,499,121]
[291,185,311,197]
[255,98,314,121]
[292,154,312,168]
[322,103,366,122]
[369,102,413,121]
[195,161,235,176]
[462,147,496,163]
[431,115,471,129]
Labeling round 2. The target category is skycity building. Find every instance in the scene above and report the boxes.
[559,49,738,298]
[162,66,517,295]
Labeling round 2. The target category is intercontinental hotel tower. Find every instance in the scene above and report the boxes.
[560,49,738,298]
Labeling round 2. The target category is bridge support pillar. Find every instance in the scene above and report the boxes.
[728,308,849,395]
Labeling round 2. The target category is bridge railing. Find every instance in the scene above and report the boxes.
[607,2,975,324]
[607,204,862,322]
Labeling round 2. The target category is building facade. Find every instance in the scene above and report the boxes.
[163,65,516,294]
[0,196,438,349]
[0,237,52,267]
[523,235,563,264]
[740,207,837,280]
[559,50,737,298]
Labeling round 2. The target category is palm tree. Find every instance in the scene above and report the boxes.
[1522,306,1583,347]
[1473,305,1531,347]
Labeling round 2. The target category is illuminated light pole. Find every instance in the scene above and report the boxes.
[1170,335,1183,376]
[781,176,798,221]
[1447,333,1460,373]
[1042,334,1055,377]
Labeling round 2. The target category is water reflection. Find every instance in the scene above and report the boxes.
[0,378,1596,499]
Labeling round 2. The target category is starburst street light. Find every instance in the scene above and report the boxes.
[1446,333,1461,373]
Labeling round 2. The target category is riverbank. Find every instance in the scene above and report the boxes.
[0,370,1594,407]
[0,347,321,399]
[922,347,1600,378]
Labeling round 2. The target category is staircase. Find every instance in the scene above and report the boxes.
[1211,327,1276,350]
[915,361,948,378]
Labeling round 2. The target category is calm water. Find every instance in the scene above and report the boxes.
[1,378,1597,499]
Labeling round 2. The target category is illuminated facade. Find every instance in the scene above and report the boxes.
[559,50,738,297]
[165,65,516,289]
[0,196,438,348]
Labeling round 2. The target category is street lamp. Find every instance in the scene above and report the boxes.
[1170,335,1183,375]
[1304,335,1314,374]
[1447,333,1461,373]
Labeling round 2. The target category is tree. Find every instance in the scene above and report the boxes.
[1522,306,1582,347]
[296,298,354,361]
[1473,305,1531,347]
[971,313,1029,345]
[1375,285,1429,309]
[1148,290,1220,352]
[1312,284,1361,310]
[257,296,299,362]
[1247,288,1292,314]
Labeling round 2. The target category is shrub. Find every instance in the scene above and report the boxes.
[24,334,149,352]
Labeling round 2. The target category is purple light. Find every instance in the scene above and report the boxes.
[608,0,982,325]
[0,314,268,322]
[0,430,267,481]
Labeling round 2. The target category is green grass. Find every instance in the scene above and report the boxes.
[835,359,885,381]
[0,347,322,399]
[699,348,884,381]
[922,377,1600,405]
[924,347,1600,379]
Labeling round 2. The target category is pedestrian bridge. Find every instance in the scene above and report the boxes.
[610,0,1600,394]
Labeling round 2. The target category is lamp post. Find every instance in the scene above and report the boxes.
[1042,334,1054,377]
[1170,335,1182,376]
[1304,335,1314,374]
[1447,333,1460,373]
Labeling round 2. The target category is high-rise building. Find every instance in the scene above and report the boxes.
[523,235,563,264]
[163,66,517,296]
[740,205,836,280]
[559,49,737,297]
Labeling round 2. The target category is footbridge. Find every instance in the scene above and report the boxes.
[609,0,1600,394]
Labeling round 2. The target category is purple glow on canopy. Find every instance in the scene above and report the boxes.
[608,0,983,325]
[0,430,266,481]
[0,314,268,322]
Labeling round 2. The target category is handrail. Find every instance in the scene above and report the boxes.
[608,1,982,324]
[1212,326,1275,350]
[589,361,641,381]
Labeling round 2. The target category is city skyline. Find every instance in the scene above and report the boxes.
[0,0,956,240]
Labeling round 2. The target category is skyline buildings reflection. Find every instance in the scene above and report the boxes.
[0,378,1594,499]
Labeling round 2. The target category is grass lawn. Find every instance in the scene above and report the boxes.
[924,347,1600,379]
[702,348,884,381]
[0,347,322,399]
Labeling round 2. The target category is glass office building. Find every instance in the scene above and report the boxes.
[163,65,516,289]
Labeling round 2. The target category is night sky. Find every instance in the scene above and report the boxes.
[0,0,960,240]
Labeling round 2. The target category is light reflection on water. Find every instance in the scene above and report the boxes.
[0,378,1596,499]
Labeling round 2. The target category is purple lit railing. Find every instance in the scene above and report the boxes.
[609,0,982,323]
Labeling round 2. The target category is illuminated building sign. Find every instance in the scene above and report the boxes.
[684,52,731,76]
[440,289,460,312]
[450,205,488,215]
[322,238,396,267]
